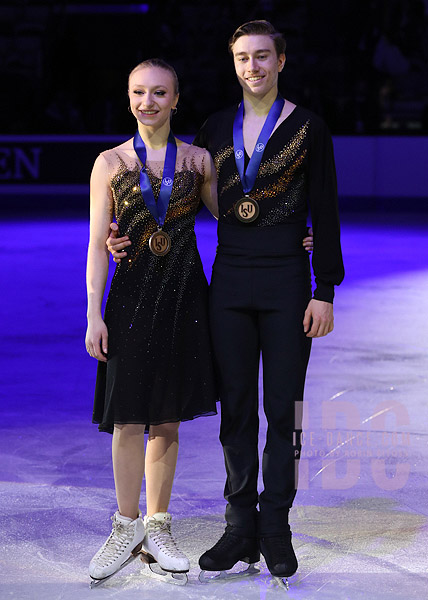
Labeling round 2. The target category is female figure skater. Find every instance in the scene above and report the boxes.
[85,58,218,586]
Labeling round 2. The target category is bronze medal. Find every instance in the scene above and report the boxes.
[234,196,260,223]
[149,229,171,256]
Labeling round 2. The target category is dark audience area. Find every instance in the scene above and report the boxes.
[1,0,428,135]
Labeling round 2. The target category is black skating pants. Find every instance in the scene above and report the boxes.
[210,249,312,537]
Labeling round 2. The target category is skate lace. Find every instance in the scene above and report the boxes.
[211,530,239,552]
[263,534,292,559]
[147,521,185,558]
[274,537,288,554]
[97,517,135,565]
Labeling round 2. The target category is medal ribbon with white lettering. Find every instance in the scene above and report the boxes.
[232,95,284,222]
[133,130,177,255]
[133,130,177,228]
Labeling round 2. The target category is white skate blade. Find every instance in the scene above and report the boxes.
[274,576,290,591]
[89,554,138,589]
[199,562,259,583]
[139,560,188,585]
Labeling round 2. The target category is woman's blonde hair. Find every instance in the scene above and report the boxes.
[128,58,179,95]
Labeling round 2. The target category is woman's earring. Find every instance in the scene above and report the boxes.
[171,107,177,115]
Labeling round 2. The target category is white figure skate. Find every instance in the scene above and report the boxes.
[139,512,189,585]
[89,511,145,588]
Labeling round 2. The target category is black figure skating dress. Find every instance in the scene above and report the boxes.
[92,142,217,433]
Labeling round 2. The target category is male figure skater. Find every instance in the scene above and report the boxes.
[193,20,344,586]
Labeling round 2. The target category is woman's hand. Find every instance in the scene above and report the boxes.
[85,317,109,362]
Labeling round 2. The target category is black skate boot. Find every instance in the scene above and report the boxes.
[198,525,260,582]
[259,532,298,590]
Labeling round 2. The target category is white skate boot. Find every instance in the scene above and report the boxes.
[89,511,145,588]
[140,512,189,585]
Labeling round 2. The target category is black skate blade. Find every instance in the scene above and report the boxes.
[199,562,259,583]
[89,554,138,589]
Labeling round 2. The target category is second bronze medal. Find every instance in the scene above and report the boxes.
[149,229,171,256]
[233,95,285,226]
[134,130,177,258]
[234,196,260,223]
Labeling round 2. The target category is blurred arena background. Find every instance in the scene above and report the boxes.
[1,0,427,214]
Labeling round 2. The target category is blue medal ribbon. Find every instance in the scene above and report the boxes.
[133,130,177,228]
[233,95,285,195]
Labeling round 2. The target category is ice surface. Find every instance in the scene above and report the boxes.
[1,213,427,599]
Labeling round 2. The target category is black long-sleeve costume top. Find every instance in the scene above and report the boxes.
[193,104,344,303]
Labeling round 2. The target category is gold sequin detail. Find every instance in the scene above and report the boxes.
[258,173,306,226]
[220,172,241,196]
[224,150,307,219]
[251,151,307,202]
[258,120,309,177]
[213,145,234,175]
[220,120,310,197]
[109,150,204,269]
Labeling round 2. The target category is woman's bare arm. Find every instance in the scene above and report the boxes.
[85,154,114,361]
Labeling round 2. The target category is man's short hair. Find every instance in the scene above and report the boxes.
[228,20,286,57]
